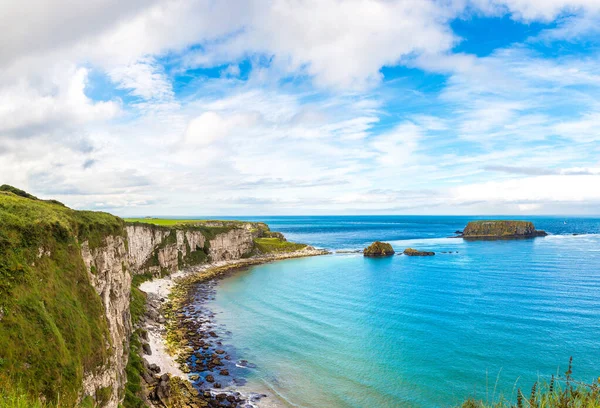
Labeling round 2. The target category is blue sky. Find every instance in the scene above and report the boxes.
[1,0,599,215]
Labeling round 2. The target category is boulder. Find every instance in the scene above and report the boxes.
[363,241,395,257]
[403,248,435,256]
[142,342,152,355]
[461,221,547,239]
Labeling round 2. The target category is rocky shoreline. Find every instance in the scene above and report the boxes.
[138,247,329,407]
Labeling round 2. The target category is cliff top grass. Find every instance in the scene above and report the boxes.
[125,217,265,227]
[253,237,307,253]
[0,186,123,405]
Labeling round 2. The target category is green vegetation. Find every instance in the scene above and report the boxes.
[0,187,125,405]
[460,360,600,408]
[122,329,146,408]
[122,273,153,408]
[125,218,247,227]
[253,237,307,253]
[363,241,395,256]
[462,220,546,238]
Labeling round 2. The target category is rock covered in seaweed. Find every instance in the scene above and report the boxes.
[403,248,435,256]
[363,241,395,257]
[461,220,547,239]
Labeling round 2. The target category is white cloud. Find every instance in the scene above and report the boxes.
[0,65,119,136]
[1,0,600,215]
[451,174,600,205]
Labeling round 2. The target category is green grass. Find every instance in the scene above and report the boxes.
[253,237,307,253]
[460,360,600,408]
[125,218,248,227]
[0,187,124,405]
[122,273,152,408]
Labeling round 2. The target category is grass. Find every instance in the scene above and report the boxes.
[0,187,124,406]
[122,273,153,408]
[125,218,250,227]
[460,359,600,408]
[253,237,307,253]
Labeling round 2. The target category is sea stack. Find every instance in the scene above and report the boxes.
[363,241,395,257]
[460,220,547,239]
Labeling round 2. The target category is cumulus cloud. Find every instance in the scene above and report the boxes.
[1,0,600,214]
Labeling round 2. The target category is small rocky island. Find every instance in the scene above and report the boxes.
[403,248,435,256]
[363,241,395,256]
[459,220,547,239]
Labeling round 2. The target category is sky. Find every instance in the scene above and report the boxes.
[1,0,600,216]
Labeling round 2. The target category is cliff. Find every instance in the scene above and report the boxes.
[126,221,262,275]
[461,220,547,239]
[0,186,301,407]
[0,186,125,407]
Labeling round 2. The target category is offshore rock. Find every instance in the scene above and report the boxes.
[461,220,547,239]
[363,241,395,257]
[403,248,435,256]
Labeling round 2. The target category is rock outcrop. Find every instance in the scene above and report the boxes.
[363,241,395,256]
[460,220,547,239]
[403,248,435,256]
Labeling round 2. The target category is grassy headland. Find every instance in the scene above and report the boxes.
[253,237,307,253]
[0,186,122,405]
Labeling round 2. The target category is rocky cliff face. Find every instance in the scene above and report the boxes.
[80,236,133,408]
[70,223,258,406]
[126,223,256,275]
[208,228,254,260]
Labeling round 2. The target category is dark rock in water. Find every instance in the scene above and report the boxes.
[209,331,218,338]
[454,230,463,234]
[461,220,547,239]
[205,374,215,383]
[403,248,435,256]
[215,349,225,354]
[219,369,229,376]
[214,382,222,389]
[363,241,395,257]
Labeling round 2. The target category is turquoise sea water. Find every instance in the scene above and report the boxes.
[201,216,600,407]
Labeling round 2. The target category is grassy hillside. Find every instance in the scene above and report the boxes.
[125,218,259,228]
[253,237,307,253]
[0,186,125,406]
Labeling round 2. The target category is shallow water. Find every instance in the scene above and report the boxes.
[199,216,600,407]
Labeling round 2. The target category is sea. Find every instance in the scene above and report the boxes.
[192,216,600,407]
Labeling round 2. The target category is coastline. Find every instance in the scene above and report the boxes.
[138,246,329,406]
